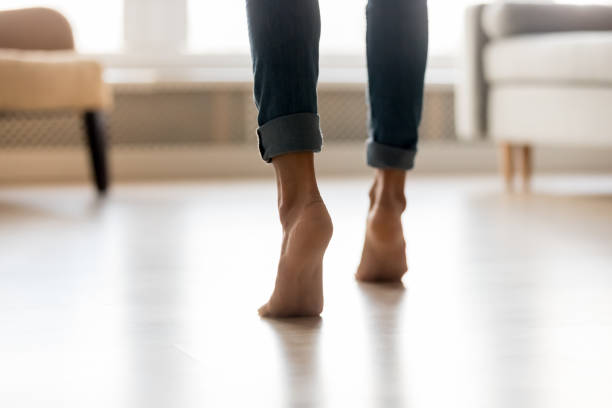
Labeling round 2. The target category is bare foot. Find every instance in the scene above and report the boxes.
[356,169,408,282]
[259,153,333,318]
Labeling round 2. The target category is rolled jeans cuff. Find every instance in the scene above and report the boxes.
[366,138,417,170]
[257,113,323,163]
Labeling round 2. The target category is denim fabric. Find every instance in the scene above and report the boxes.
[246,0,428,169]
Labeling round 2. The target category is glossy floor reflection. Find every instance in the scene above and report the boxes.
[1,175,612,408]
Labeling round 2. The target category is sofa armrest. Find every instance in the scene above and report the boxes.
[455,4,489,141]
[0,7,74,51]
[483,2,612,39]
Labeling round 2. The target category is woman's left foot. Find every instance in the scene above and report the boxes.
[356,170,408,282]
[258,199,333,318]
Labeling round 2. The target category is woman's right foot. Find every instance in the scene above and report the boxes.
[356,169,408,282]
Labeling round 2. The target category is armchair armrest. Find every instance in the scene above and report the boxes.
[455,4,489,141]
[0,7,74,51]
[483,2,612,39]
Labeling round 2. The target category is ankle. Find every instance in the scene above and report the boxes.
[369,169,407,213]
[272,152,324,224]
[278,192,324,224]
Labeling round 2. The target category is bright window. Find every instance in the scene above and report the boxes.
[188,1,247,54]
[188,0,461,57]
[557,0,612,3]
[0,0,123,53]
[4,1,611,58]
[187,0,368,55]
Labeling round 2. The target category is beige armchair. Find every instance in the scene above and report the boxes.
[0,7,112,193]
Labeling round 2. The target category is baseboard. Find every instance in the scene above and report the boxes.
[1,142,611,184]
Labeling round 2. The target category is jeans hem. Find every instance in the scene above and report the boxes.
[366,139,416,170]
[257,113,323,162]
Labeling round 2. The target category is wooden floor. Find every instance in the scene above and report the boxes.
[1,175,612,408]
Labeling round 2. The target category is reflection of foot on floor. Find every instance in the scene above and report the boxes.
[259,199,333,318]
[356,170,408,283]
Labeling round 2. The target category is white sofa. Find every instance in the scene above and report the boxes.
[455,2,612,190]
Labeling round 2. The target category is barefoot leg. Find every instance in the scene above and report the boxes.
[259,152,333,318]
[356,169,408,282]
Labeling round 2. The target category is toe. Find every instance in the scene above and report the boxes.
[258,303,271,317]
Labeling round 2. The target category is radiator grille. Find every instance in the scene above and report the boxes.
[0,83,455,148]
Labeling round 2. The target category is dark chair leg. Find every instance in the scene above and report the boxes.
[83,111,109,194]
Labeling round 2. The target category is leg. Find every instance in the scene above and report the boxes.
[246,0,322,162]
[500,142,515,192]
[82,111,109,194]
[258,152,332,317]
[518,144,532,192]
[365,0,428,169]
[246,1,332,317]
[357,0,428,282]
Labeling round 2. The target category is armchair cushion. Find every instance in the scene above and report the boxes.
[0,49,111,111]
[484,31,612,84]
[482,2,612,39]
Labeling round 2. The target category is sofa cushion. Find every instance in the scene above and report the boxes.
[489,85,612,146]
[0,49,111,111]
[482,2,612,39]
[483,32,612,85]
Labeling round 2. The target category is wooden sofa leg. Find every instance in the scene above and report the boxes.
[83,111,109,194]
[518,145,532,193]
[500,142,515,192]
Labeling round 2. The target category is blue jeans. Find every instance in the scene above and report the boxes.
[246,0,428,170]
